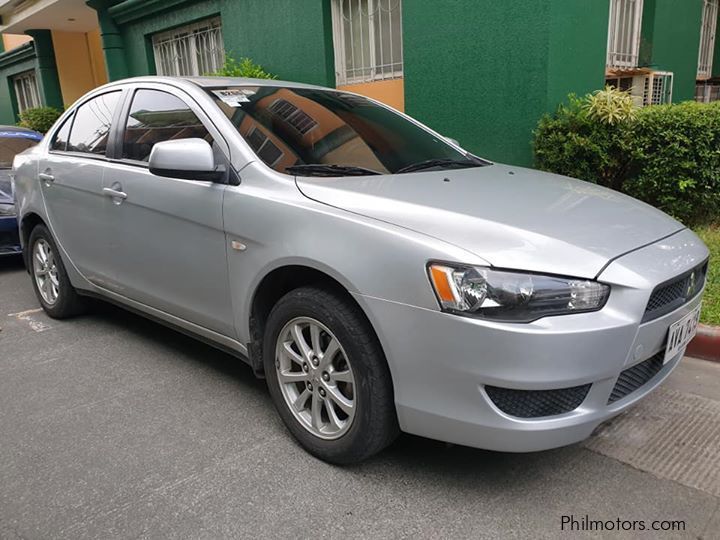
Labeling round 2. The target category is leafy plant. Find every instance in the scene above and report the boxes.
[208,55,277,79]
[17,106,63,134]
[534,94,720,225]
[534,93,633,191]
[586,86,637,125]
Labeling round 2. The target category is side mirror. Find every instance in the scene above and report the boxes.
[149,138,225,182]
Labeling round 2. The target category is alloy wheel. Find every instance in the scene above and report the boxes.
[33,238,60,305]
[274,317,356,440]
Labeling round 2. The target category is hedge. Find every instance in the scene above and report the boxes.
[18,106,63,134]
[534,94,720,226]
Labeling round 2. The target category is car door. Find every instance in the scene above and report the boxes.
[39,90,124,284]
[101,85,235,338]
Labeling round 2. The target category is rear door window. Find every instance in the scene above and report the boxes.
[66,92,122,156]
[121,89,211,163]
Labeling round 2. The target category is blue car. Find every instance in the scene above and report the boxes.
[0,126,43,257]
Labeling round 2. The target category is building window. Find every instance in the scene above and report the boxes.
[152,17,225,77]
[331,0,403,85]
[607,0,644,69]
[246,127,284,166]
[698,0,719,79]
[13,70,41,113]
[696,81,720,102]
[268,99,318,135]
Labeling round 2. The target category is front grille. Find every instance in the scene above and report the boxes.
[485,384,591,418]
[608,352,665,404]
[643,261,708,322]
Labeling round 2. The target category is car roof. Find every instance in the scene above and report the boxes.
[102,75,330,93]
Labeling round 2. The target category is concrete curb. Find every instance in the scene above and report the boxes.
[687,324,720,363]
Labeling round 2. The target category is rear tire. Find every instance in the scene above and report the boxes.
[28,224,86,319]
[264,286,398,464]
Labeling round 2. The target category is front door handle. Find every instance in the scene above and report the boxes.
[103,187,128,201]
[39,172,55,183]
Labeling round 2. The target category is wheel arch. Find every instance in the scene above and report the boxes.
[19,212,47,270]
[246,263,389,382]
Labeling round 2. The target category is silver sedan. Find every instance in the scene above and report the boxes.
[13,77,709,463]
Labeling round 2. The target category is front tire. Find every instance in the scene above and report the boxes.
[28,224,85,319]
[264,287,398,464]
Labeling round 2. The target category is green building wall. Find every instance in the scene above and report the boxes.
[641,0,704,102]
[402,0,609,167]
[114,0,335,87]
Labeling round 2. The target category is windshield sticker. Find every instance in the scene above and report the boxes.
[213,89,253,106]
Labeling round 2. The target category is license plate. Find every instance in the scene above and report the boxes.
[664,305,702,363]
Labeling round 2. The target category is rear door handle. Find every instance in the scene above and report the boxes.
[39,172,54,183]
[103,187,127,200]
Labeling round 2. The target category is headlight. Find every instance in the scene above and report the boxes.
[428,263,610,322]
[0,203,16,217]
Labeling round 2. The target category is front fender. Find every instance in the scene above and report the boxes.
[223,163,485,343]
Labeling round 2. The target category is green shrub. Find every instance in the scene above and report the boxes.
[534,95,720,225]
[208,55,277,79]
[534,94,633,190]
[17,106,63,134]
[625,102,720,225]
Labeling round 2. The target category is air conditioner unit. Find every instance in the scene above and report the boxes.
[606,71,674,107]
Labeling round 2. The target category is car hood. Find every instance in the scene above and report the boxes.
[296,164,685,278]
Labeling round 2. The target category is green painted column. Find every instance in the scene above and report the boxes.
[24,29,64,109]
[86,0,129,81]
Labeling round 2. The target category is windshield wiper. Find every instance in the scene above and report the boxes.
[396,157,485,174]
[285,164,382,177]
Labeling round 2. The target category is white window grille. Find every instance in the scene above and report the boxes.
[643,72,673,106]
[152,17,225,77]
[698,0,719,79]
[13,70,41,112]
[607,0,644,69]
[331,0,403,85]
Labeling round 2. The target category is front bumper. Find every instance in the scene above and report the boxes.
[0,215,21,256]
[354,228,709,452]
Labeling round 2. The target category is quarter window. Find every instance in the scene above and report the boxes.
[122,89,211,163]
[50,114,73,152]
[152,17,225,77]
[67,92,122,155]
[13,70,41,113]
[331,0,404,85]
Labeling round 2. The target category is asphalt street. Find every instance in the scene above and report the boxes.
[1,255,719,539]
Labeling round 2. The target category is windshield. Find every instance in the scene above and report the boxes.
[207,86,486,176]
[0,135,39,168]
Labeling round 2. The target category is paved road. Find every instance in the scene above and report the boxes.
[1,256,719,539]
